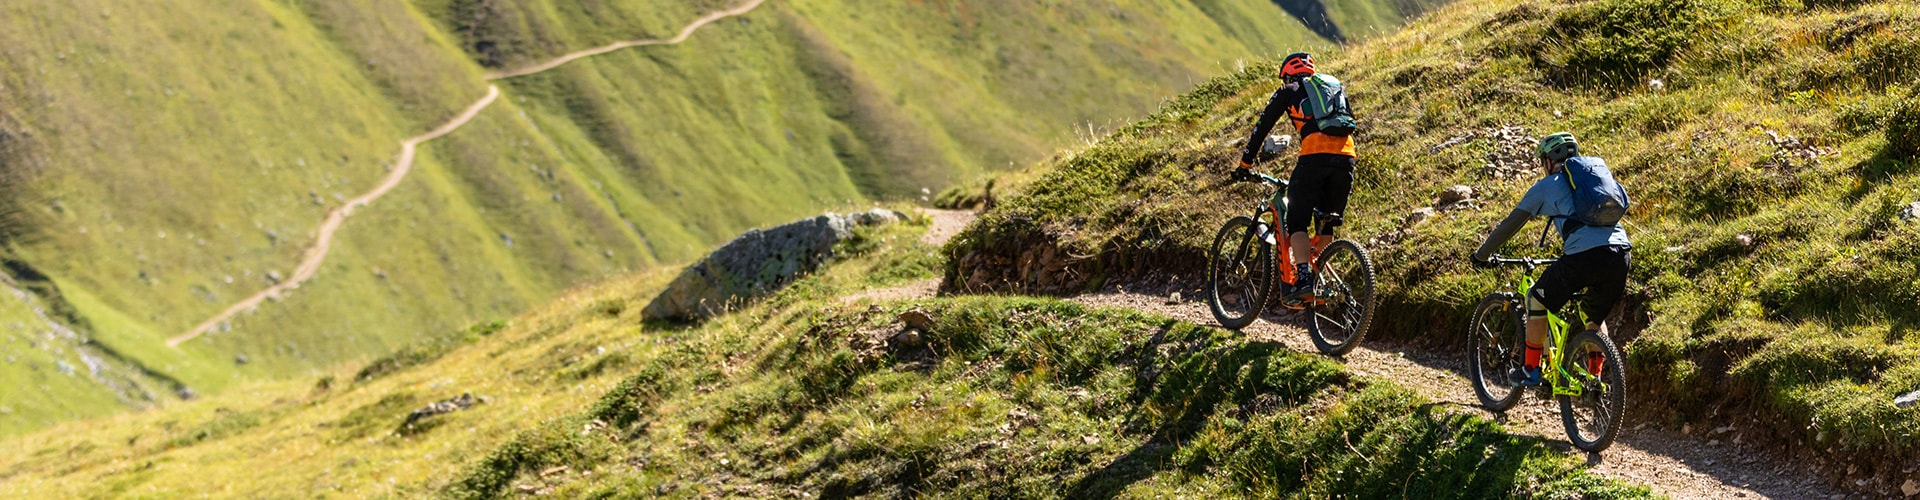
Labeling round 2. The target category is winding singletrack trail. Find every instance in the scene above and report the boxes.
[167,86,501,348]
[168,0,767,347]
[485,0,768,80]
[1070,291,1845,500]
[861,209,1841,498]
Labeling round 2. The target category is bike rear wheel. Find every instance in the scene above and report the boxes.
[1467,293,1524,411]
[1306,239,1376,356]
[1558,329,1627,453]
[1207,216,1274,330]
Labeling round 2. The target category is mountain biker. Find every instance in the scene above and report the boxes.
[1231,52,1356,303]
[1469,132,1632,386]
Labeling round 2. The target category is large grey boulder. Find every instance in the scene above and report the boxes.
[643,212,890,321]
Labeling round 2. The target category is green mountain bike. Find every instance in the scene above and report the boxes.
[1467,256,1627,452]
[1206,169,1377,355]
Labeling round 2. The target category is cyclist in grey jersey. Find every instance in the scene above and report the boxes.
[1471,132,1631,386]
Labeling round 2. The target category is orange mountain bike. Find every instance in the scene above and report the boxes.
[1206,169,1377,355]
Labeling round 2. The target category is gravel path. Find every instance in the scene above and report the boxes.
[1068,290,1846,500]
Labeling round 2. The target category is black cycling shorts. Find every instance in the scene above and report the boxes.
[1528,245,1632,324]
[1286,153,1355,235]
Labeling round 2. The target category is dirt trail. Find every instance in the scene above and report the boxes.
[862,210,1838,498]
[484,0,768,80]
[169,0,768,347]
[167,86,502,347]
[1069,291,1844,500]
[838,209,974,304]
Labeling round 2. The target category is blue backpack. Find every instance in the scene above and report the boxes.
[1559,156,1630,236]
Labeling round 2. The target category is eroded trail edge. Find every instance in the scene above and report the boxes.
[168,0,767,347]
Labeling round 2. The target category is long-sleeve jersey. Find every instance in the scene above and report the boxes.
[1471,172,1634,261]
[1241,79,1357,164]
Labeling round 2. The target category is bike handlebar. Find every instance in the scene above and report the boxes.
[1232,169,1287,187]
[1487,255,1559,267]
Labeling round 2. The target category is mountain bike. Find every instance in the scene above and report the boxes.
[1466,255,1627,452]
[1205,169,1377,355]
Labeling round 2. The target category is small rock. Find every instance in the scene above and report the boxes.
[1896,389,1920,408]
[892,329,923,347]
[1900,478,1918,497]
[859,208,897,226]
[898,309,935,332]
[1403,207,1437,228]
[1083,434,1101,445]
[176,386,198,400]
[1165,291,1182,305]
[265,270,284,284]
[1648,78,1665,91]
[1435,185,1474,206]
[234,354,249,365]
[1263,135,1293,155]
[401,392,484,431]
[1899,202,1920,223]
[1735,234,1753,247]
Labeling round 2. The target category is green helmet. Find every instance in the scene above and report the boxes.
[1537,132,1579,162]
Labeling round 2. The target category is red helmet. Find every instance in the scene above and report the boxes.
[1281,53,1315,78]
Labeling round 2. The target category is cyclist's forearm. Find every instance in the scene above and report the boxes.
[1471,209,1534,262]
[1241,95,1289,164]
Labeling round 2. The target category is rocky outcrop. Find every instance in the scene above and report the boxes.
[642,210,901,322]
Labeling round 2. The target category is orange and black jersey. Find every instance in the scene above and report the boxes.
[1240,79,1357,163]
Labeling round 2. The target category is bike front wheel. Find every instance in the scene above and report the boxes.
[1467,293,1523,411]
[1306,239,1376,356]
[1206,216,1274,330]
[1558,329,1628,453]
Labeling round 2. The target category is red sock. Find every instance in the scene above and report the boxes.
[1587,352,1605,375]
[1524,343,1543,369]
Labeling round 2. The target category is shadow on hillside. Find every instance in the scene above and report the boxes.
[1066,324,1291,498]
[1293,319,1848,498]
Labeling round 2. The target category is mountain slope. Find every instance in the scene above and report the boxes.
[0,0,1351,434]
[944,0,1920,495]
[0,218,1649,498]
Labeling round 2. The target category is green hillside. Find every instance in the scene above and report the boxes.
[0,219,1650,498]
[946,0,1920,494]
[0,0,1354,434]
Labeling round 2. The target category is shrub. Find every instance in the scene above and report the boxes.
[1543,0,1740,88]
[1889,96,1920,158]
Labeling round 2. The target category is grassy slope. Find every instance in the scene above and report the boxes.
[0,221,1649,498]
[0,0,1332,434]
[945,0,1920,492]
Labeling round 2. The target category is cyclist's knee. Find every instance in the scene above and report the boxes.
[1526,287,1550,318]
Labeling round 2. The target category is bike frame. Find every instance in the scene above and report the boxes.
[1500,258,1598,398]
[1243,172,1327,287]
